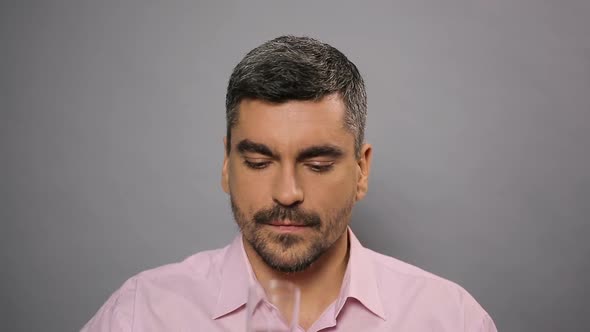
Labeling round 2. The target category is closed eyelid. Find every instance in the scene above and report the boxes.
[243,156,272,160]
[306,160,335,165]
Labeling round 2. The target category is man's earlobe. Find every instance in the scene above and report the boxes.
[221,137,230,194]
[355,143,372,201]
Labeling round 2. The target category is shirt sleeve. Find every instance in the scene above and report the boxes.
[464,298,498,332]
[80,277,138,332]
[455,283,497,332]
[478,314,498,332]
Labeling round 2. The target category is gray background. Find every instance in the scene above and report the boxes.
[2,0,589,331]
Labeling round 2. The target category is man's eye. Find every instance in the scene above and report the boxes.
[307,163,334,173]
[244,160,270,170]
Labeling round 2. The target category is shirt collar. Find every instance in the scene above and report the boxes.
[211,228,386,321]
[211,234,252,320]
[335,228,386,320]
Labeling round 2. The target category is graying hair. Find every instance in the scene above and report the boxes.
[225,35,367,157]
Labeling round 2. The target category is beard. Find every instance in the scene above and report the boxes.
[230,196,354,273]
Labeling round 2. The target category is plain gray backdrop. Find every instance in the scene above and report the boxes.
[2,0,589,331]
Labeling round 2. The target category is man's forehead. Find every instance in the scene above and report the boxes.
[236,97,345,129]
[231,97,353,153]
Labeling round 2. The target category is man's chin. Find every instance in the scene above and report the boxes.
[269,232,305,248]
[263,257,314,274]
[255,246,324,273]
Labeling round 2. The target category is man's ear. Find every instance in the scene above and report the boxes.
[221,137,230,194]
[355,143,373,201]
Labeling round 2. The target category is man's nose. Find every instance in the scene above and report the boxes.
[272,165,304,207]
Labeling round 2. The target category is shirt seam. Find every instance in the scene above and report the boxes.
[480,312,494,331]
[130,277,139,332]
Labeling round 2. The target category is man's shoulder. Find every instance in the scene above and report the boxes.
[363,247,493,327]
[365,247,451,283]
[132,243,232,288]
[81,244,235,331]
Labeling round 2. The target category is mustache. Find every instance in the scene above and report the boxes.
[253,205,321,227]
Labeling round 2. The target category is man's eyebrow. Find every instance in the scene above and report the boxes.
[296,145,344,162]
[236,139,275,157]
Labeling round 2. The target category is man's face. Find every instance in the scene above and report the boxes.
[222,94,371,273]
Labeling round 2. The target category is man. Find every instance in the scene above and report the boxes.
[82,36,497,331]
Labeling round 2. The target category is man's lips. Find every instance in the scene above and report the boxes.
[265,221,311,233]
[267,220,308,227]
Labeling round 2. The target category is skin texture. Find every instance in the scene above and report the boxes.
[221,94,372,328]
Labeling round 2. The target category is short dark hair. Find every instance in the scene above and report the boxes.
[225,35,367,157]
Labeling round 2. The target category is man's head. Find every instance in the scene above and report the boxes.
[225,35,367,157]
[222,36,372,273]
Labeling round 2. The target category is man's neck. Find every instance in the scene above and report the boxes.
[244,231,350,329]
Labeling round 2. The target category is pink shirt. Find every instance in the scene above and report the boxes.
[81,229,497,331]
